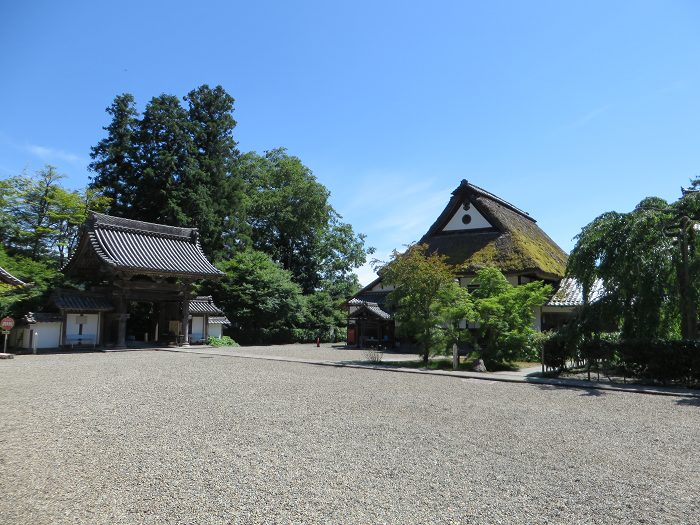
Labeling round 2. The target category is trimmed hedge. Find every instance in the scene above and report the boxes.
[543,334,700,386]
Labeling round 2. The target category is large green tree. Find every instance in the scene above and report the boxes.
[382,244,475,365]
[203,248,305,345]
[567,197,678,339]
[88,94,140,215]
[0,166,109,264]
[470,267,551,365]
[240,148,370,294]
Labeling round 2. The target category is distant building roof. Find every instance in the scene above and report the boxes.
[348,299,392,321]
[190,296,225,315]
[546,277,605,307]
[62,212,223,279]
[418,180,568,280]
[0,265,25,287]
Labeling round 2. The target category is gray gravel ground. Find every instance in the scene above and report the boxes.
[1,351,698,525]
[208,342,418,363]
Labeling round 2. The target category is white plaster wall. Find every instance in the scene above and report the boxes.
[443,202,492,231]
[208,323,223,338]
[532,307,542,331]
[23,323,62,348]
[191,316,205,341]
[65,313,99,341]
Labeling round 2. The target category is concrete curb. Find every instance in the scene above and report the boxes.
[159,347,700,399]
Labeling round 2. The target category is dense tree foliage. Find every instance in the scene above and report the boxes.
[470,267,551,364]
[567,188,700,340]
[239,148,369,295]
[0,166,109,317]
[383,244,475,365]
[203,249,305,345]
[383,245,549,366]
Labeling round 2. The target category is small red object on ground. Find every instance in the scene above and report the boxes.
[1,317,14,331]
[316,337,320,348]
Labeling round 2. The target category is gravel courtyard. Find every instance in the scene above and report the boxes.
[1,351,698,525]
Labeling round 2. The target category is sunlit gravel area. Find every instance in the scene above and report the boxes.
[1,351,698,525]
[204,342,417,362]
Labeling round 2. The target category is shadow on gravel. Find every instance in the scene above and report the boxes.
[579,389,606,397]
[676,397,700,407]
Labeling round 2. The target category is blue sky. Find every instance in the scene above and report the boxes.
[2,1,699,284]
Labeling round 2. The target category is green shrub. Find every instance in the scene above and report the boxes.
[207,335,239,347]
[542,332,572,371]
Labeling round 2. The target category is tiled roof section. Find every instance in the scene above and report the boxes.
[354,291,390,308]
[348,300,392,320]
[419,180,568,279]
[190,296,224,315]
[546,277,605,307]
[208,316,231,325]
[0,265,25,286]
[63,212,223,278]
[52,290,114,311]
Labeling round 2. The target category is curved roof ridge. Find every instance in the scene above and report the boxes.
[90,211,197,239]
[456,180,535,223]
[0,264,26,287]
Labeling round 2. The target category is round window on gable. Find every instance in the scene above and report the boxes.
[462,214,472,225]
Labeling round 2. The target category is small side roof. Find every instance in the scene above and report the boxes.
[190,296,225,315]
[63,212,223,279]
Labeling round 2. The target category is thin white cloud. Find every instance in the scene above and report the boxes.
[25,143,84,164]
[570,104,611,129]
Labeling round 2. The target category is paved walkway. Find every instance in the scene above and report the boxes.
[161,343,700,399]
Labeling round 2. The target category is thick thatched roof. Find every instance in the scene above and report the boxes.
[0,265,25,287]
[63,212,223,279]
[418,180,568,279]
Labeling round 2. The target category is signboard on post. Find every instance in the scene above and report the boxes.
[1,316,14,355]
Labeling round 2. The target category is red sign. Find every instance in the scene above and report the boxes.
[1,317,15,331]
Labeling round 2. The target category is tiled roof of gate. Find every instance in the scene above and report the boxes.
[190,296,225,315]
[0,265,25,287]
[63,212,223,279]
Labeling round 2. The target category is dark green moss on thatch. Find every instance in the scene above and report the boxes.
[419,181,568,279]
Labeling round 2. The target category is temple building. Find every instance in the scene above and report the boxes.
[347,180,580,347]
[13,212,224,350]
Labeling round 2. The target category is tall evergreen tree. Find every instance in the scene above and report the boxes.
[88,94,139,215]
[184,85,243,258]
[135,94,198,225]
